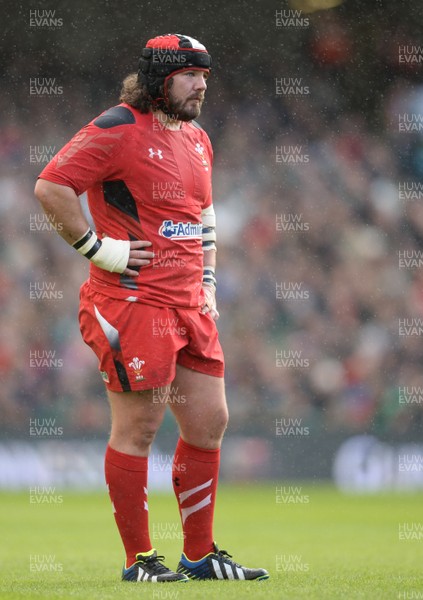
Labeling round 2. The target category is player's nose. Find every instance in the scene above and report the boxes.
[194,72,208,91]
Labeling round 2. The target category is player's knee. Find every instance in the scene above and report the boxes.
[138,426,158,448]
[206,406,229,443]
[110,420,160,454]
[216,406,229,435]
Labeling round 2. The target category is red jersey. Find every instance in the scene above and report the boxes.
[39,103,213,308]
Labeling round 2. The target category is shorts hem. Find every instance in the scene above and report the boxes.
[176,356,224,378]
[103,376,175,393]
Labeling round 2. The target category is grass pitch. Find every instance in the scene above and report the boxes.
[0,483,422,599]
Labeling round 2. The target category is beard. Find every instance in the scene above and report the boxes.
[166,91,204,122]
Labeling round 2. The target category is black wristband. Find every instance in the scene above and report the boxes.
[85,238,103,259]
[73,229,94,250]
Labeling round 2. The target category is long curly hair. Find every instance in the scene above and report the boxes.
[119,73,173,113]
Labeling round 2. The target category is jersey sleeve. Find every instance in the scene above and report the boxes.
[38,119,129,196]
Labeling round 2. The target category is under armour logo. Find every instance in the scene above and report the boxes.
[149,147,163,159]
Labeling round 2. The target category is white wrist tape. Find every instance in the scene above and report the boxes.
[201,204,217,252]
[73,229,130,273]
[90,237,130,273]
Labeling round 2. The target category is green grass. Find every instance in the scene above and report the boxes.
[0,484,422,599]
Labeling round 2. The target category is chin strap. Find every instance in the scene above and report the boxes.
[149,75,173,115]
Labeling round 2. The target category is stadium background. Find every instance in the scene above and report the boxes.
[1,0,423,492]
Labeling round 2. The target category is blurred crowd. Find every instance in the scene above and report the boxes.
[2,5,423,439]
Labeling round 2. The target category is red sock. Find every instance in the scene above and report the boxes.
[104,445,152,567]
[172,437,220,561]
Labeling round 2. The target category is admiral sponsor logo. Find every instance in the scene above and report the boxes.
[276,282,309,300]
[29,281,63,301]
[275,10,309,28]
[275,486,310,504]
[276,213,309,231]
[398,387,423,404]
[275,418,310,437]
[276,554,310,572]
[159,220,202,239]
[398,45,423,64]
[29,417,63,437]
[29,145,56,164]
[398,523,423,541]
[275,78,310,96]
[398,318,423,336]
[29,213,63,232]
[276,145,309,164]
[29,486,63,504]
[29,10,63,28]
[398,251,423,268]
[398,455,423,472]
[399,181,423,201]
[151,454,186,473]
[29,78,63,96]
[398,114,423,132]
[276,350,309,368]
[153,250,186,269]
[29,350,63,368]
[152,181,186,201]
[29,555,63,572]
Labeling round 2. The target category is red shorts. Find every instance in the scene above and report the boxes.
[78,281,225,392]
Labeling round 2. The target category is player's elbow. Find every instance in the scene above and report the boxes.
[34,178,68,212]
[34,178,53,206]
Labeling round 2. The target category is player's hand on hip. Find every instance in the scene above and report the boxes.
[77,231,154,276]
[201,283,219,320]
[123,240,154,276]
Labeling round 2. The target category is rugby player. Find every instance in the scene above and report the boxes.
[35,33,269,584]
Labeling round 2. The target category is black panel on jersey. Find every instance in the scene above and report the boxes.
[103,180,140,222]
[94,106,136,129]
[119,275,139,290]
